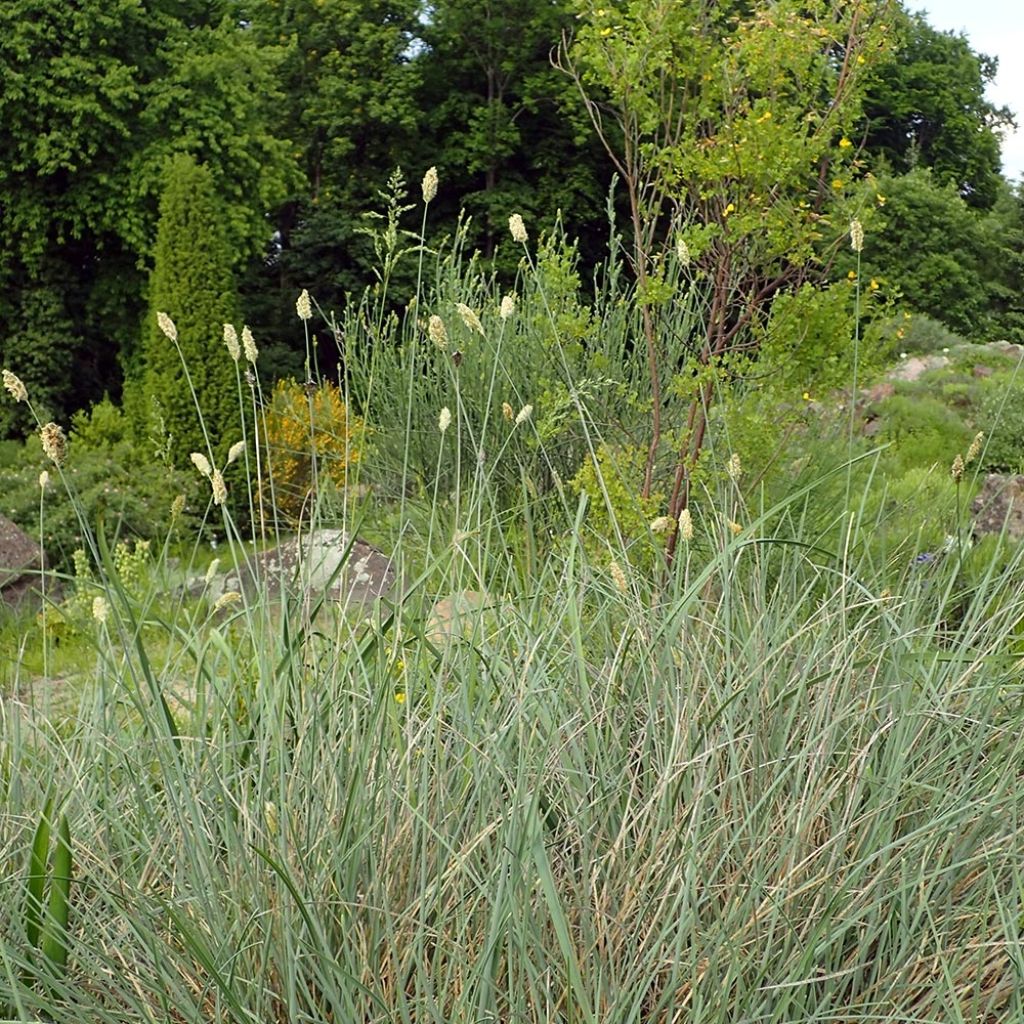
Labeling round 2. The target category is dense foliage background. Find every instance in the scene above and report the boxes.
[1,0,1020,440]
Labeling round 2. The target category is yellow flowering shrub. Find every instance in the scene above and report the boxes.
[261,378,364,524]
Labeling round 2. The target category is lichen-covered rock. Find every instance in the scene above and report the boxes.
[971,474,1024,541]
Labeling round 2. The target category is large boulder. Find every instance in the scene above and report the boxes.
[0,513,45,608]
[971,474,1024,541]
[205,530,396,605]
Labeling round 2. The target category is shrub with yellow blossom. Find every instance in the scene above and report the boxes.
[261,378,366,524]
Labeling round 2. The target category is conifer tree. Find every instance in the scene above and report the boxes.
[132,154,240,471]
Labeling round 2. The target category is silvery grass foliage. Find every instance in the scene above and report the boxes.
[2,172,1024,1023]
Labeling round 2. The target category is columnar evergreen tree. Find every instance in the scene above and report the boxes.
[131,154,240,471]
[0,0,294,437]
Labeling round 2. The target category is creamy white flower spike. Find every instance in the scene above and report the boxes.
[422,166,438,203]
[157,311,177,342]
[509,213,528,243]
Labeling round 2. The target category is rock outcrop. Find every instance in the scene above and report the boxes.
[0,514,45,608]
[971,474,1024,541]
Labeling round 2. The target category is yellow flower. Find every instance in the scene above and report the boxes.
[869,279,879,291]
[856,54,866,65]
[394,691,406,704]
[727,520,743,536]
[802,391,811,401]
[877,194,887,207]
[724,202,736,215]
[839,136,853,149]
[847,270,857,281]
[832,178,844,191]
[600,26,612,36]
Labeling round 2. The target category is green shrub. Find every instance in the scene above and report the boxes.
[879,312,967,355]
[876,393,973,473]
[0,412,199,573]
[977,381,1024,472]
[261,377,365,525]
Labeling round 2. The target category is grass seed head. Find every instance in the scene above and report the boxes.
[650,515,673,534]
[2,369,28,403]
[157,311,177,342]
[241,325,258,364]
[502,401,514,421]
[428,315,448,350]
[514,403,533,426]
[211,469,227,505]
[422,166,438,203]
[951,453,964,482]
[455,302,484,335]
[190,452,212,478]
[296,289,312,322]
[678,507,694,541]
[227,439,246,465]
[610,559,629,594]
[223,324,240,361]
[509,213,528,243]
[40,422,67,467]
[966,431,984,464]
[500,293,516,319]
[438,406,452,433]
[214,590,241,612]
[92,596,110,624]
[850,218,864,253]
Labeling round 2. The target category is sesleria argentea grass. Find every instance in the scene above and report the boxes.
[1,179,1023,1024]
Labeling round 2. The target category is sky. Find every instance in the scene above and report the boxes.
[918,0,1023,181]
